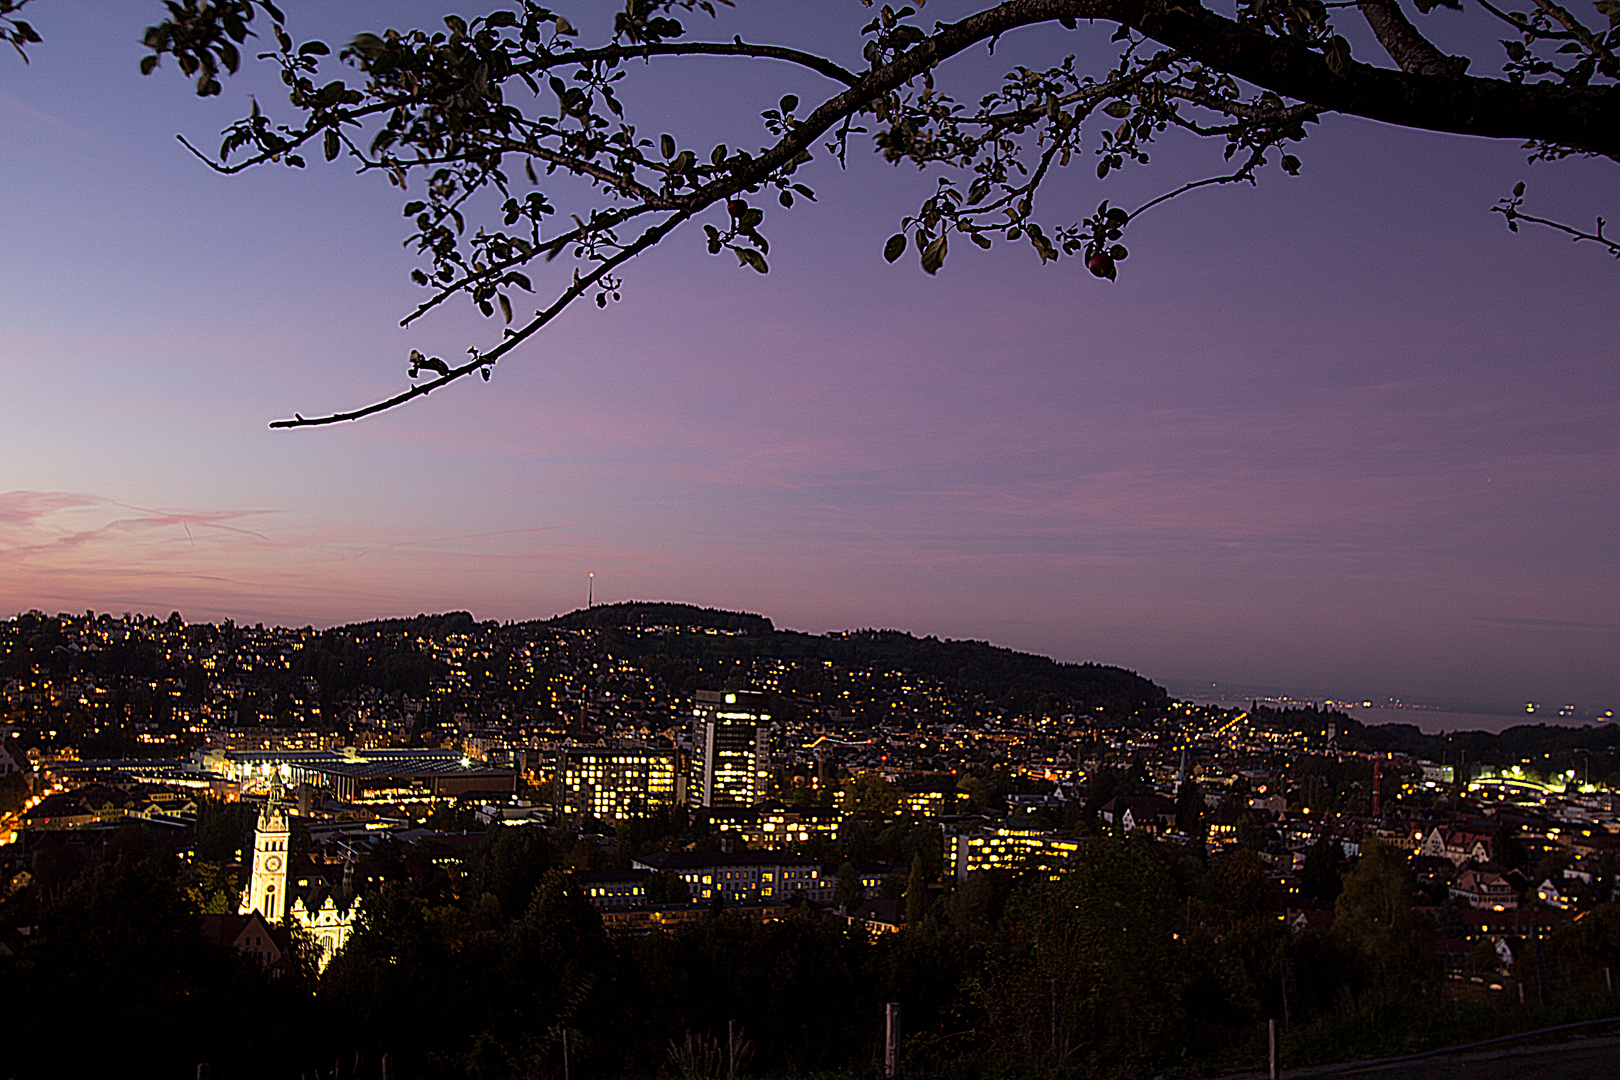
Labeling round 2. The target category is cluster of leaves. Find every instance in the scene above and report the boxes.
[139,0,839,421]
[865,5,1318,281]
[0,0,39,62]
[1488,0,1620,86]
[141,0,285,96]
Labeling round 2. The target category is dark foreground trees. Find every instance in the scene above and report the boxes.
[14,0,1609,426]
[9,822,1620,1080]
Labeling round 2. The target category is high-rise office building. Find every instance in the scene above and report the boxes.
[553,746,678,822]
[689,689,769,808]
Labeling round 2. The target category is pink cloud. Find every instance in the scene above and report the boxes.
[0,490,106,525]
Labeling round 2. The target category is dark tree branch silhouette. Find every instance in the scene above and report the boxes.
[79,0,1619,423]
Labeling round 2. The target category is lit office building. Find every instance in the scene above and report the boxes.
[951,826,1083,879]
[689,689,769,808]
[709,805,844,848]
[553,747,678,822]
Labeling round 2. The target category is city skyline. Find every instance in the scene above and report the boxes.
[2,3,1616,716]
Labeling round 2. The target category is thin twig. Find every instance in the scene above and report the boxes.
[268,211,689,428]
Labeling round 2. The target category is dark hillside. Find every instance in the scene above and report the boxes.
[528,604,1167,720]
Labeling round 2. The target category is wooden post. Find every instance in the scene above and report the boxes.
[381,1053,393,1080]
[562,1029,571,1080]
[728,1019,735,1080]
[1268,1019,1278,1080]
[884,1002,901,1080]
[1607,966,1613,994]
[1518,982,1526,1005]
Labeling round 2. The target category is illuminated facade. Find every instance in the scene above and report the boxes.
[689,690,769,808]
[633,850,834,904]
[709,805,843,848]
[897,790,971,817]
[952,826,1083,879]
[242,773,291,922]
[553,747,678,822]
[239,773,357,969]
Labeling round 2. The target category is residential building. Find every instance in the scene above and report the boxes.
[1450,868,1519,911]
[1099,795,1177,834]
[632,850,833,904]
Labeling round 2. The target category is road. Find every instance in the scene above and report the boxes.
[1254,1032,1620,1079]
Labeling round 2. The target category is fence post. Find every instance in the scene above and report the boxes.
[381,1053,393,1080]
[1535,931,1549,1004]
[562,1028,571,1080]
[1268,1018,1279,1080]
[884,1002,901,1080]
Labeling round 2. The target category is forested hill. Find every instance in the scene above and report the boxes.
[527,602,1167,719]
[544,601,774,636]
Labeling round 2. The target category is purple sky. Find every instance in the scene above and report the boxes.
[1,3,1615,715]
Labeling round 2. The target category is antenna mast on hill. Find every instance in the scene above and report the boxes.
[588,571,594,608]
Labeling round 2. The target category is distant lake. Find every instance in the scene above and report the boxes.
[1179,692,1604,735]
[1341,706,1601,735]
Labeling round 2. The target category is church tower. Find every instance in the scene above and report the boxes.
[241,770,290,922]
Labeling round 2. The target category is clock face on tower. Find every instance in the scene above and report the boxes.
[265,855,282,872]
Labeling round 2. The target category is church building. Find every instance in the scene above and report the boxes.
[240,771,358,969]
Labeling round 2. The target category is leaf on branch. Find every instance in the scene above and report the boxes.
[1103,100,1132,119]
[408,350,449,378]
[884,233,907,262]
[920,234,947,274]
[1323,36,1353,78]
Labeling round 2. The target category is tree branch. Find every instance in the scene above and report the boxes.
[269,211,689,428]
[1356,0,1467,77]
[525,40,863,87]
[1114,0,1620,157]
[260,0,1620,428]
[1494,184,1619,254]
[1529,0,1620,79]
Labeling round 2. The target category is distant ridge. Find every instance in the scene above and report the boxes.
[520,601,1167,718]
[542,601,773,636]
[320,602,1167,718]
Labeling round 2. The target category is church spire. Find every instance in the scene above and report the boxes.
[242,768,291,922]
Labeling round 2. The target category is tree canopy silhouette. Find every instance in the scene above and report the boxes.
[19,0,1614,424]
